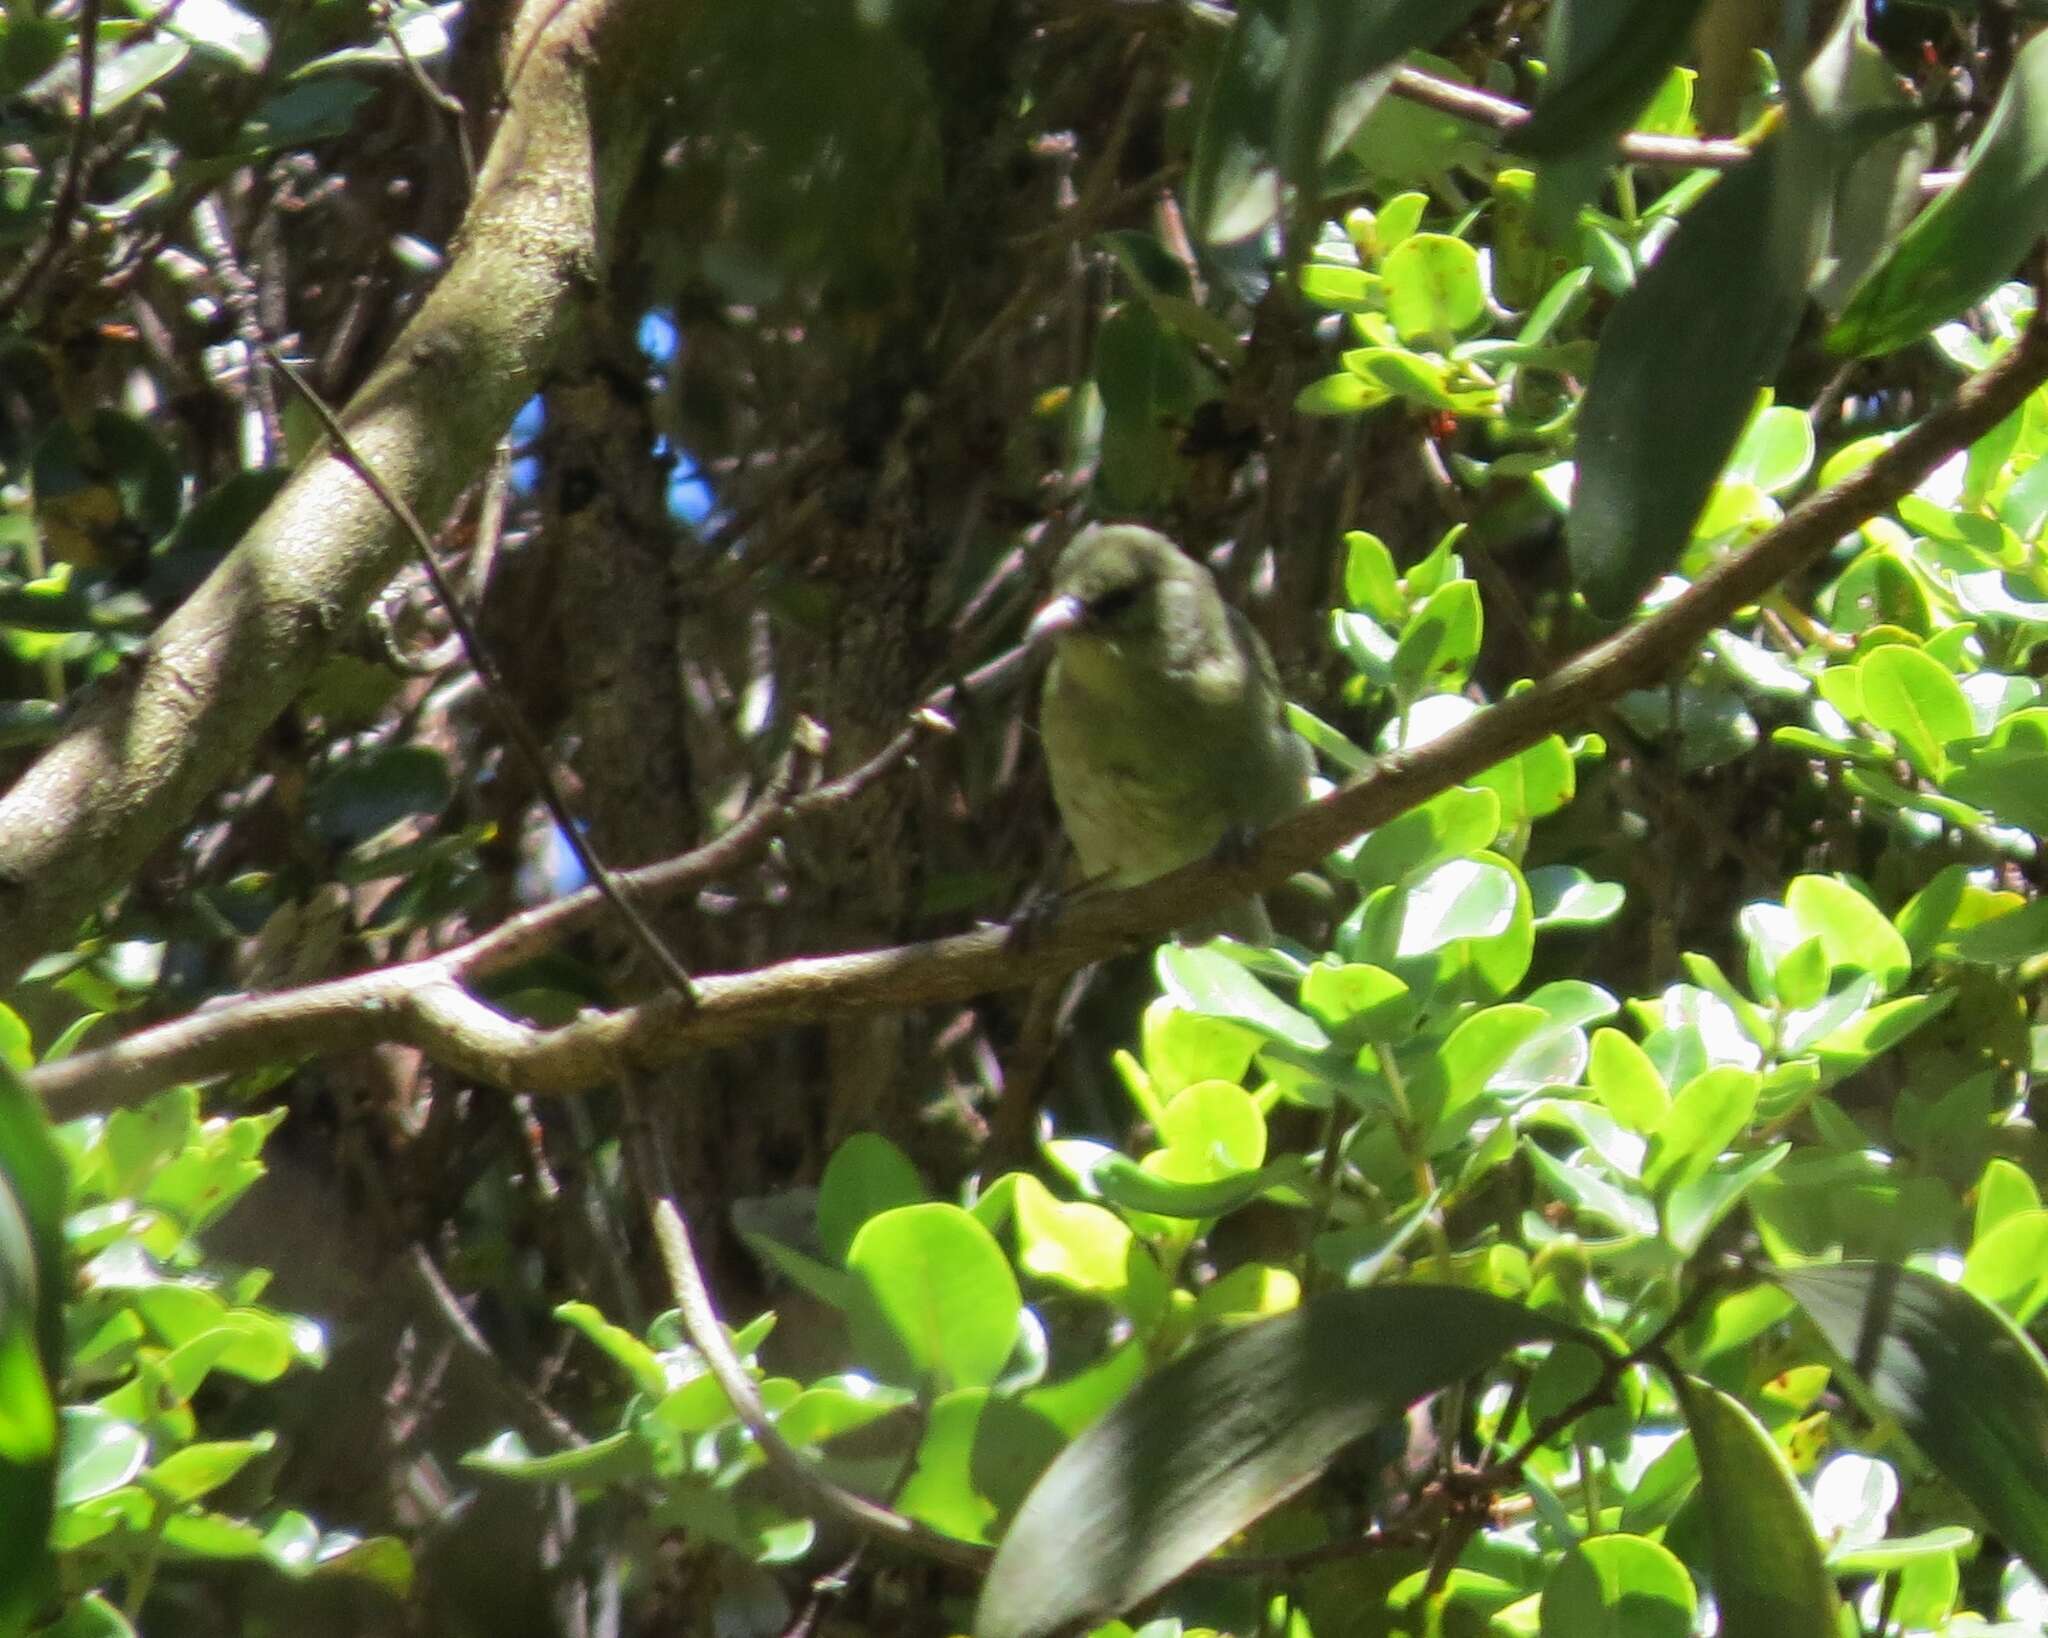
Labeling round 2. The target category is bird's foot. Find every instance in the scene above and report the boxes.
[1003,882,1064,953]
[1208,821,1264,874]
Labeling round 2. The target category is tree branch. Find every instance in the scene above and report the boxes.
[0,0,674,986]
[651,1198,988,1569]
[1385,67,1956,194]
[32,308,2048,1116]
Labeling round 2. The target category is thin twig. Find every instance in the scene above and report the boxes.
[1386,66,1958,193]
[0,0,105,323]
[650,1197,989,1570]
[407,1244,586,1451]
[378,0,478,189]
[266,346,707,1004]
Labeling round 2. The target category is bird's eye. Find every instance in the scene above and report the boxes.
[1088,581,1144,623]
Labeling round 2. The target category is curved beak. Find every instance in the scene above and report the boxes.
[1026,592,1087,649]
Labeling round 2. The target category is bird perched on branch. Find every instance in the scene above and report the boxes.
[1027,523,1312,944]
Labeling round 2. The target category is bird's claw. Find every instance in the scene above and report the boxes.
[1004,882,1063,953]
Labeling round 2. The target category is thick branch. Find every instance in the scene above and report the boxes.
[33,314,2048,1116]
[0,0,671,985]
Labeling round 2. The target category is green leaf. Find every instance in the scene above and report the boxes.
[1089,1154,1304,1220]
[1784,875,1914,991]
[817,1133,926,1263]
[1724,404,1816,497]
[847,1204,1022,1393]
[291,1,456,75]
[1527,865,1625,929]
[1157,1080,1266,1171]
[1644,1067,1759,1197]
[1779,1262,2048,1586]
[1156,945,1329,1053]
[1947,751,2048,837]
[1828,1525,1974,1574]
[1975,1156,2041,1243]
[975,1287,1593,1638]
[1663,1143,1790,1256]
[1523,1142,1656,1238]
[1856,644,1972,778]
[1829,31,2048,357]
[1344,530,1404,622]
[1568,136,1829,616]
[555,1302,667,1398]
[1380,234,1485,344]
[1092,304,1210,507]
[55,1408,149,1505]
[898,1389,1064,1545]
[1140,1001,1260,1098]
[459,1428,651,1485]
[92,35,190,113]
[1300,963,1414,1040]
[33,1592,135,1638]
[1588,1028,1669,1131]
[1349,786,1501,888]
[238,78,379,154]
[1294,372,1387,415]
[1962,1209,2048,1324]
[1539,1533,1696,1638]
[1392,856,1520,955]
[1676,1377,1839,1637]
[1297,264,1381,310]
[1472,733,1576,824]
[1390,579,1482,696]
[145,1433,273,1503]
[1012,1176,1136,1296]
[1773,937,1828,1011]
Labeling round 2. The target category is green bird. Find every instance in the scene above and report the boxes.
[1027,523,1312,943]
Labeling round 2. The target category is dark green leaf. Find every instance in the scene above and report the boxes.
[310,744,454,847]
[816,1134,926,1264]
[1778,1262,2048,1584]
[0,1061,63,1632]
[1677,1376,1839,1637]
[1186,3,1287,244]
[1830,31,2048,357]
[975,1287,1593,1638]
[1088,1154,1305,1220]
[1568,135,1830,615]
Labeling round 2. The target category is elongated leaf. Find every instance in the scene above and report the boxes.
[1569,132,1830,615]
[0,1063,64,1632]
[1830,30,2048,357]
[1778,1262,2048,1583]
[1803,1,1934,312]
[1677,1377,1839,1637]
[1187,1,1288,244]
[975,1287,1592,1638]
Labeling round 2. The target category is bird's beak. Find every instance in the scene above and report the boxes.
[1026,592,1087,649]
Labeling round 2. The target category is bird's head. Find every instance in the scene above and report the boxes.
[1025,524,1217,661]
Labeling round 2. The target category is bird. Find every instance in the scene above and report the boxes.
[1026,523,1312,943]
